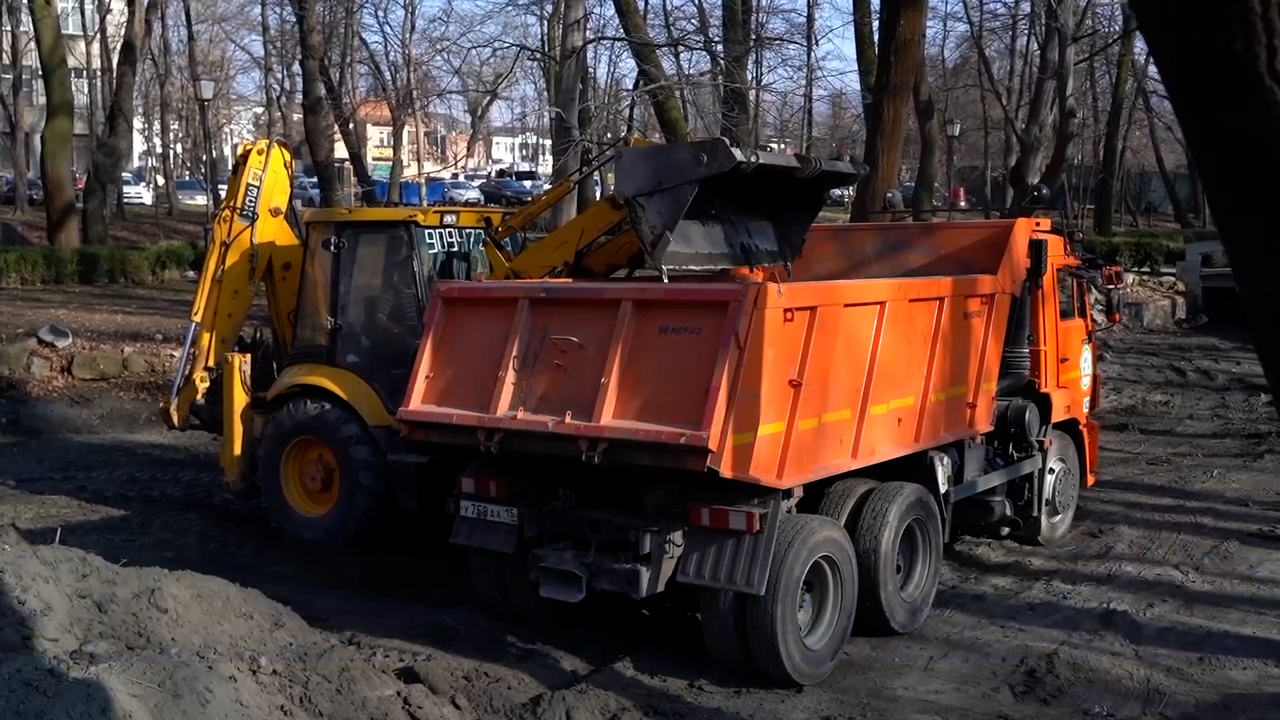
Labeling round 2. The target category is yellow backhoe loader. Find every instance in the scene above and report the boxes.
[162,135,858,545]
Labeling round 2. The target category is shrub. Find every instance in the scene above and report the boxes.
[0,240,202,286]
[1081,228,1219,272]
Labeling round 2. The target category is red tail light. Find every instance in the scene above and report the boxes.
[687,505,764,533]
[456,475,508,500]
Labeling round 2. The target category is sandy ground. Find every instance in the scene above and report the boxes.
[1,288,1279,718]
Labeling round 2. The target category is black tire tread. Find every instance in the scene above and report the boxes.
[698,589,756,676]
[744,514,857,686]
[258,395,388,543]
[816,477,882,530]
[1018,428,1082,547]
[469,549,517,620]
[852,482,942,635]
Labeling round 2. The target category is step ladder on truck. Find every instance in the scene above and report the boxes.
[392,139,1127,687]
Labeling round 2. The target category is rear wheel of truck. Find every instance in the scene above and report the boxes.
[698,588,756,676]
[816,477,882,535]
[467,545,570,627]
[744,514,857,687]
[257,396,388,544]
[1017,429,1081,547]
[853,482,942,635]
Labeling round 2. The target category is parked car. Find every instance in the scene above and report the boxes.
[216,175,229,200]
[173,178,209,206]
[898,182,946,210]
[121,173,154,206]
[1,177,43,206]
[462,172,488,187]
[511,169,544,190]
[441,180,483,205]
[293,177,320,207]
[478,178,535,206]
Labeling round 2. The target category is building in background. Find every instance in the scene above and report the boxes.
[330,101,485,180]
[0,0,129,176]
[487,126,552,176]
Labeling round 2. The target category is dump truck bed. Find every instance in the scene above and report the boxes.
[397,219,1040,489]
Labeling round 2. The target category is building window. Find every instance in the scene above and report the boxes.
[374,129,392,147]
[58,0,97,35]
[71,68,89,109]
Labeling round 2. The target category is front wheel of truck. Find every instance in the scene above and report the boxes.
[1017,429,1081,547]
[743,514,858,687]
[853,482,943,635]
[257,396,389,544]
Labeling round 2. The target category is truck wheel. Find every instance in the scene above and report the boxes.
[853,482,942,635]
[257,396,388,544]
[468,548,517,620]
[816,477,881,534]
[1018,429,1081,547]
[468,544,570,627]
[698,588,756,676]
[744,514,857,687]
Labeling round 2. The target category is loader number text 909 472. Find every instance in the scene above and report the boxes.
[458,499,519,525]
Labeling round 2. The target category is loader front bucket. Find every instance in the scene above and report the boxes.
[612,138,865,270]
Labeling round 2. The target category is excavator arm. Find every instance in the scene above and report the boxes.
[481,137,864,280]
[161,138,302,433]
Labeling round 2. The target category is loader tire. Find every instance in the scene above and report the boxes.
[1016,429,1081,547]
[852,482,942,636]
[743,514,857,687]
[258,395,388,544]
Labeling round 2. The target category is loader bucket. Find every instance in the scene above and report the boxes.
[612,138,865,270]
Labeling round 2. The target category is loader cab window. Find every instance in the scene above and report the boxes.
[332,223,424,408]
[293,223,335,358]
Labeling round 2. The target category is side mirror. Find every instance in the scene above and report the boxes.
[1100,264,1125,324]
[1029,237,1048,288]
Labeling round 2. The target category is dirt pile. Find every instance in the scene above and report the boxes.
[0,525,475,720]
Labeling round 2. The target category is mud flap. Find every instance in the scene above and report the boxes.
[674,495,784,596]
[450,516,520,553]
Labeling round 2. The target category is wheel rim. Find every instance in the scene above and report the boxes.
[895,517,930,602]
[280,436,340,518]
[795,553,843,651]
[1043,455,1078,524]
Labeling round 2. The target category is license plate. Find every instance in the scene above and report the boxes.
[458,499,519,525]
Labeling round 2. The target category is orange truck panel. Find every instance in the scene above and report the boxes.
[397,217,1082,489]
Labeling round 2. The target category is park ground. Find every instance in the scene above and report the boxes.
[1,234,1278,718]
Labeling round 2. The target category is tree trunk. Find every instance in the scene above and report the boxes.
[179,0,218,207]
[850,0,928,222]
[801,0,816,153]
[720,0,752,145]
[7,0,27,215]
[549,0,586,226]
[77,0,96,146]
[1138,79,1193,228]
[911,47,939,222]
[260,0,277,137]
[1129,0,1280,417]
[27,0,78,248]
[82,0,158,247]
[611,0,688,141]
[290,0,339,204]
[156,0,178,211]
[1094,4,1136,236]
[576,66,594,212]
[851,0,877,148]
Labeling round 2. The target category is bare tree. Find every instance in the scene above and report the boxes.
[1094,2,1136,237]
[26,0,77,248]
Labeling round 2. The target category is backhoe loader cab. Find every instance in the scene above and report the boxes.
[162,138,517,544]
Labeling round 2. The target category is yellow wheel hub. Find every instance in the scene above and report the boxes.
[280,436,340,518]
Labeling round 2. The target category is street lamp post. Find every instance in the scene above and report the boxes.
[945,118,961,221]
[194,78,217,246]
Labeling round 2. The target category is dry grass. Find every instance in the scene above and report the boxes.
[0,205,207,248]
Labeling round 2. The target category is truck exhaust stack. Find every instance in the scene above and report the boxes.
[613,138,865,271]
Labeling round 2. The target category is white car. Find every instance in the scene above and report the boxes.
[293,177,320,207]
[121,173,153,206]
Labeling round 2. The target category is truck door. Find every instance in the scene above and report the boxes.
[1053,266,1093,405]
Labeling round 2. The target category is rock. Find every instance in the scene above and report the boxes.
[0,339,34,373]
[153,333,164,342]
[25,355,53,378]
[73,638,118,664]
[405,661,453,696]
[70,351,126,381]
[124,352,151,374]
[183,270,198,280]
[35,324,73,349]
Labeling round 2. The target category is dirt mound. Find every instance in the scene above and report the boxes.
[0,526,474,720]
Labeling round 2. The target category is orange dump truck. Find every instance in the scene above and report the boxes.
[396,216,1123,687]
